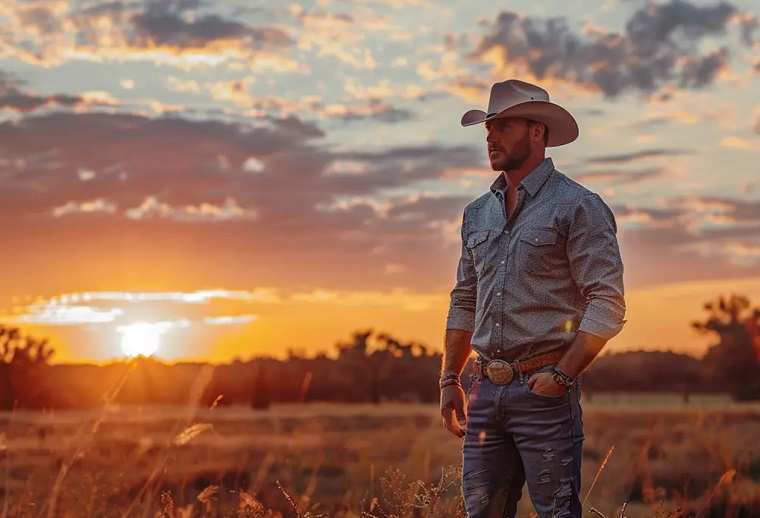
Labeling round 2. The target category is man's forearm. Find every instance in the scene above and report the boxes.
[555,330,607,379]
[442,329,473,375]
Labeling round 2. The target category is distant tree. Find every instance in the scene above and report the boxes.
[692,294,760,400]
[250,362,270,410]
[0,326,56,410]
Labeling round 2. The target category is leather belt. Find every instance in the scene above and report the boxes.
[473,350,566,385]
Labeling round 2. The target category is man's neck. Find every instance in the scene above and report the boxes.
[502,156,545,189]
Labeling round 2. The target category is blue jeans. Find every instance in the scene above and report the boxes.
[462,365,584,518]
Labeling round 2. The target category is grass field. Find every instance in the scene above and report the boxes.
[1,396,760,517]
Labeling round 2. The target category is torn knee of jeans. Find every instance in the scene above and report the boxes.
[463,469,490,490]
[463,468,491,504]
[551,477,574,518]
[537,468,551,485]
[560,456,573,467]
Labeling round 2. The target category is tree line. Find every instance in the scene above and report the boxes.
[1,294,759,411]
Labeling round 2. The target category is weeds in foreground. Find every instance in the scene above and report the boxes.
[147,464,754,518]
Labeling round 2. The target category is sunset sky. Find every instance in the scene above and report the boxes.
[0,0,759,363]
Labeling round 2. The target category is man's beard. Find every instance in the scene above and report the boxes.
[490,131,532,171]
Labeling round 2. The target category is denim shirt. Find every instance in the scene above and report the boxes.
[446,157,626,362]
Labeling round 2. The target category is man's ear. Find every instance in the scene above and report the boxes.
[529,121,544,143]
[535,122,546,143]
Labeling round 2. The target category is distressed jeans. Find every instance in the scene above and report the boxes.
[462,364,584,518]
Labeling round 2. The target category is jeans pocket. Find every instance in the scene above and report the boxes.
[523,381,568,401]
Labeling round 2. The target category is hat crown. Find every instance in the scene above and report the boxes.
[486,80,550,118]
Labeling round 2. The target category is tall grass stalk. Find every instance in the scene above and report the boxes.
[583,445,615,508]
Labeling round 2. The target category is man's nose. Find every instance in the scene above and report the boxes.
[486,130,498,143]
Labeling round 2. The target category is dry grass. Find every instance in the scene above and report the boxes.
[1,397,759,517]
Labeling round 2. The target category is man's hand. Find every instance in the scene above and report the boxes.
[527,371,568,397]
[440,384,467,438]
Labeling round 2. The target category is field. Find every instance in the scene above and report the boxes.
[1,395,760,518]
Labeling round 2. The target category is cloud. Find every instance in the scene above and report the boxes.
[0,288,273,327]
[3,0,294,68]
[466,1,746,97]
[52,198,118,217]
[0,70,85,113]
[586,149,691,164]
[123,196,259,222]
[323,100,414,123]
[0,106,484,296]
[572,168,665,185]
[129,2,290,50]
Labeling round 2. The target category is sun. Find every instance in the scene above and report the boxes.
[118,322,164,357]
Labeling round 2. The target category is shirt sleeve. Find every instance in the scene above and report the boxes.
[567,193,627,341]
[446,211,477,332]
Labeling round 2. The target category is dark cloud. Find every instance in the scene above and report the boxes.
[69,0,291,52]
[129,11,286,49]
[0,70,85,113]
[130,0,290,49]
[679,48,729,88]
[0,92,84,113]
[738,12,758,46]
[587,149,691,164]
[470,0,743,97]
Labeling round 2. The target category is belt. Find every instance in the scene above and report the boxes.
[473,350,567,385]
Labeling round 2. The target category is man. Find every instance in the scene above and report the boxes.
[440,79,626,518]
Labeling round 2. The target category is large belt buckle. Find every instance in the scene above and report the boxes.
[485,359,514,385]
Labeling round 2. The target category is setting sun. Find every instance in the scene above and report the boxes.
[118,322,164,357]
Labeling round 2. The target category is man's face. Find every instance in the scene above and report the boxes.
[484,117,533,172]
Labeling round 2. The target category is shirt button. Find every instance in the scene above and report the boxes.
[500,260,505,264]
[495,323,500,327]
[496,292,502,296]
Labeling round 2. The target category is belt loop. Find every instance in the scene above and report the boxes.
[515,359,523,384]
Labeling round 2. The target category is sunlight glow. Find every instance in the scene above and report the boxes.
[118,322,166,357]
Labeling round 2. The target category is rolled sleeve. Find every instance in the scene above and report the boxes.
[568,193,627,341]
[447,212,477,332]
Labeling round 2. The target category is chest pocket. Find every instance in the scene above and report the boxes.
[466,230,490,276]
[519,227,559,274]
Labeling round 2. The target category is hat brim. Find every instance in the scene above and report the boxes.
[461,101,579,147]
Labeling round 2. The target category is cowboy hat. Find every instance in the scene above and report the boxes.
[461,79,579,147]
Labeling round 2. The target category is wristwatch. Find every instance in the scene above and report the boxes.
[550,367,574,388]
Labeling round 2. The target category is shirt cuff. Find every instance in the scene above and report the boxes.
[578,314,626,341]
[446,307,475,333]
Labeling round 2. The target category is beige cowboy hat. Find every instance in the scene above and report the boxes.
[461,79,579,147]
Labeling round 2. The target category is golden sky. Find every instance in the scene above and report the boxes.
[0,0,759,363]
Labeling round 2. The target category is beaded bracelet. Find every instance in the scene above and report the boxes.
[550,366,575,388]
[439,378,462,390]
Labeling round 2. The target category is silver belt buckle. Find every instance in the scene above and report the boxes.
[485,359,514,385]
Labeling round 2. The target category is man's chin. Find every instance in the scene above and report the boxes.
[489,159,505,171]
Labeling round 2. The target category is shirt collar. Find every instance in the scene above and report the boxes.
[489,157,555,198]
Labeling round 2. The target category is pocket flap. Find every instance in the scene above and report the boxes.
[521,228,557,246]
[466,230,490,248]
